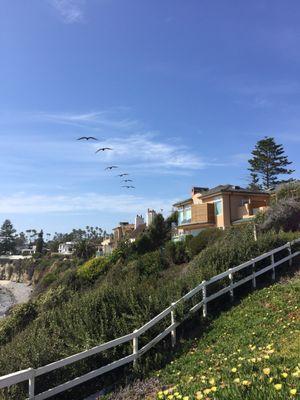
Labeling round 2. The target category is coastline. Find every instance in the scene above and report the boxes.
[0,280,32,318]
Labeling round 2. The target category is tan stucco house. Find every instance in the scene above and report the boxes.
[172,185,270,241]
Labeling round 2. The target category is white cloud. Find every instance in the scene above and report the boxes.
[32,110,139,130]
[48,0,85,24]
[0,192,172,215]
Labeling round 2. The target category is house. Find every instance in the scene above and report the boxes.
[100,237,115,255]
[129,215,147,243]
[172,185,270,241]
[58,241,75,255]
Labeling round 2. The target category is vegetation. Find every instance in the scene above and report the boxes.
[154,276,300,400]
[0,225,299,399]
[248,137,294,190]
[0,219,17,255]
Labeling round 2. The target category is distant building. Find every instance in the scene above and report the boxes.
[21,245,36,256]
[146,209,157,227]
[100,237,115,256]
[58,241,75,255]
[113,222,135,243]
[172,184,270,241]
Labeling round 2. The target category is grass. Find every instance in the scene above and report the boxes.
[152,275,300,400]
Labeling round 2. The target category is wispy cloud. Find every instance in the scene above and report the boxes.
[0,192,173,215]
[48,0,85,24]
[31,110,139,130]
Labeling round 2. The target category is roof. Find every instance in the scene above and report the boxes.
[129,223,147,239]
[172,198,192,207]
[200,184,269,198]
[172,185,269,207]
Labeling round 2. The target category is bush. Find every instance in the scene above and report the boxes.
[186,228,224,258]
[136,250,169,276]
[164,241,189,264]
[274,181,300,201]
[76,256,110,282]
[260,199,300,232]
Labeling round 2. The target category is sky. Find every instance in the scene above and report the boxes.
[0,0,300,234]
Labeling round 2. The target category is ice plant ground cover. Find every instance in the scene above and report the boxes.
[154,275,300,400]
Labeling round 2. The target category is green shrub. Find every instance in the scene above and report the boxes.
[40,272,58,288]
[164,241,189,264]
[260,199,300,232]
[186,227,224,258]
[136,250,169,276]
[76,256,110,282]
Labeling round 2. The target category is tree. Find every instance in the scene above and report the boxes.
[0,219,17,255]
[248,137,294,190]
[35,230,44,254]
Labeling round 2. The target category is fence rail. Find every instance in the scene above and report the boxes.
[0,239,299,399]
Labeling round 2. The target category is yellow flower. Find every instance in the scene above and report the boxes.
[234,378,240,383]
[211,386,217,392]
[164,390,169,395]
[231,367,237,373]
[263,355,270,359]
[263,368,271,375]
[209,378,215,385]
[242,380,251,386]
[281,372,288,378]
[158,395,163,400]
[290,389,297,396]
[158,392,163,396]
[269,377,273,383]
[174,393,179,397]
[183,397,189,400]
[167,395,174,400]
[274,384,282,391]
[203,388,211,395]
[195,392,203,400]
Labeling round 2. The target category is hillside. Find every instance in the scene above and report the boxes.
[116,275,300,399]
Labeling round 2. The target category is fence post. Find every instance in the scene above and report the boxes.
[252,260,256,289]
[288,242,292,267]
[132,330,139,368]
[170,302,176,348]
[202,280,207,318]
[228,268,234,301]
[28,368,35,400]
[271,253,275,281]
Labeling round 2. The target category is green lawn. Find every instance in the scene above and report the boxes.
[154,275,300,400]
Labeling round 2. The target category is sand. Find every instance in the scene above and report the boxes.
[0,280,32,318]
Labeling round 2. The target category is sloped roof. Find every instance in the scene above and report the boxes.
[129,223,147,239]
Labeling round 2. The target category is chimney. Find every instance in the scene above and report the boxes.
[135,215,144,229]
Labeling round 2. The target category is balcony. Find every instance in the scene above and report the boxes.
[178,203,215,226]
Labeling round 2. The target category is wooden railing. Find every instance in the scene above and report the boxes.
[0,239,299,400]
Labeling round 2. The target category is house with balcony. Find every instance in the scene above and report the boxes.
[172,185,270,241]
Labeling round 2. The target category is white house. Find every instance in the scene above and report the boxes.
[58,241,75,255]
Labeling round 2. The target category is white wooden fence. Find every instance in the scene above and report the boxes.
[0,239,299,400]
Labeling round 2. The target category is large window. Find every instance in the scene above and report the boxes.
[214,200,223,216]
[178,205,192,225]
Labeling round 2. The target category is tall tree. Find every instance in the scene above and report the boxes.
[248,137,294,190]
[35,230,44,254]
[0,219,17,255]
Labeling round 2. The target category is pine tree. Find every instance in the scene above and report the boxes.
[0,219,17,255]
[248,137,294,190]
[35,230,44,254]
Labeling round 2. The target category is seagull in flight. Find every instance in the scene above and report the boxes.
[77,136,98,141]
[121,179,133,182]
[117,173,129,177]
[105,166,118,170]
[122,185,135,189]
[95,147,113,153]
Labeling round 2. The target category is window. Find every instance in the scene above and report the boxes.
[178,205,192,224]
[214,200,223,216]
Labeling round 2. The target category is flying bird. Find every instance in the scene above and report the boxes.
[105,166,118,170]
[121,179,133,182]
[95,147,113,153]
[77,136,98,141]
[117,173,129,177]
[122,185,135,189]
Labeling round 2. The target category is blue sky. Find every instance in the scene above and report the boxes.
[0,0,299,234]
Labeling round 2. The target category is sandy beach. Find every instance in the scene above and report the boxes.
[0,280,32,318]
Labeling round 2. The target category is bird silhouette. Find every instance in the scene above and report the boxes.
[122,185,135,189]
[117,173,129,177]
[121,179,133,182]
[77,136,98,141]
[105,166,118,170]
[95,147,113,153]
